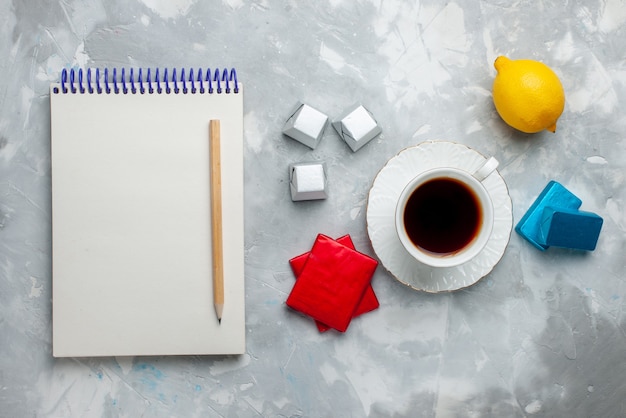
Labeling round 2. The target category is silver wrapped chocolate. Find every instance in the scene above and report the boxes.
[282,102,329,149]
[289,162,328,201]
[332,104,382,152]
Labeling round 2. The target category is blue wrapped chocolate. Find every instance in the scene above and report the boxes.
[515,181,582,251]
[539,207,603,251]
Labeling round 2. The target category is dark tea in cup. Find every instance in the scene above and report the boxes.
[395,163,496,268]
[403,177,482,255]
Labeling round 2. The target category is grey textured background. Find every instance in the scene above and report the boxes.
[1,0,625,416]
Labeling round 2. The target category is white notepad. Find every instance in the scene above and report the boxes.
[50,68,245,357]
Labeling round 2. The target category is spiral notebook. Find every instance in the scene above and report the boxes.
[50,68,245,357]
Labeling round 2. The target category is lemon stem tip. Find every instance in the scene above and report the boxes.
[494,56,510,72]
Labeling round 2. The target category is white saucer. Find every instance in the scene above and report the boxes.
[366,141,513,293]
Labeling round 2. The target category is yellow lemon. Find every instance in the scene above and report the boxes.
[492,56,565,133]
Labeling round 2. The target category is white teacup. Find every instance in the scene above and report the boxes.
[395,157,499,268]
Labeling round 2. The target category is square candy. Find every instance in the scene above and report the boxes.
[332,105,382,152]
[289,162,328,201]
[515,181,582,251]
[286,234,378,332]
[282,102,329,149]
[289,235,380,332]
[539,207,603,251]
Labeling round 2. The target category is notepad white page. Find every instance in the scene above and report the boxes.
[50,83,245,357]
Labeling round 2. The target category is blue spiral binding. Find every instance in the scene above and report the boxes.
[56,67,239,95]
[136,69,141,93]
[112,68,117,94]
[171,68,178,94]
[86,69,93,94]
[69,69,76,94]
[104,68,110,94]
[96,68,102,94]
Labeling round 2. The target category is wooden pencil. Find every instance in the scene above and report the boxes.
[209,119,224,323]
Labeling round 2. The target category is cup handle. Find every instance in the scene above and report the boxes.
[472,157,499,182]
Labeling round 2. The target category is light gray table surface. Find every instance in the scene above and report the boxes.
[1,0,625,416]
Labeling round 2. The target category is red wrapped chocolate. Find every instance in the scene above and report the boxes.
[286,234,378,332]
[289,235,380,332]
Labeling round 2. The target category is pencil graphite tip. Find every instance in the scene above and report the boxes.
[214,304,224,324]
